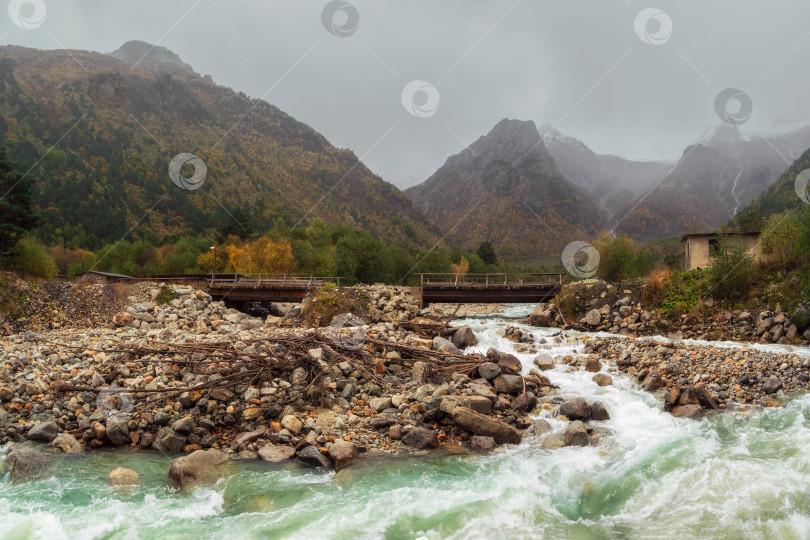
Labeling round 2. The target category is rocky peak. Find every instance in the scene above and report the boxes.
[108,40,196,75]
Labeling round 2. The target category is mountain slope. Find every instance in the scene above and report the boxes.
[405,119,608,262]
[612,127,810,241]
[539,125,670,217]
[731,147,810,226]
[0,42,437,249]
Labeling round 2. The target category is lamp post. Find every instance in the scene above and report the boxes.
[210,245,217,274]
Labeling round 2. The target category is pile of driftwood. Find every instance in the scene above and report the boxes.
[53,329,517,412]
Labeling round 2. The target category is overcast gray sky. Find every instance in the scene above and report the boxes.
[2,0,810,188]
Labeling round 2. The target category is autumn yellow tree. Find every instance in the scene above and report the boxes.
[450,255,470,276]
[225,237,295,275]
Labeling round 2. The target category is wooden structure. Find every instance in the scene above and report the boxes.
[419,273,563,307]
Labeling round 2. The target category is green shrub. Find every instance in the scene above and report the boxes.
[707,234,755,300]
[660,269,710,315]
[13,237,57,280]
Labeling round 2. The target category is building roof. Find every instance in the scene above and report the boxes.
[680,231,760,242]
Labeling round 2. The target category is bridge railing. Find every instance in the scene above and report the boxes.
[420,273,563,287]
[207,274,341,289]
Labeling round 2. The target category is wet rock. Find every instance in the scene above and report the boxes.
[540,434,566,450]
[533,354,554,371]
[328,441,359,471]
[493,374,523,394]
[558,398,590,421]
[525,418,552,437]
[477,362,502,381]
[452,406,521,445]
[585,357,602,373]
[675,386,699,406]
[470,435,496,452]
[168,449,230,490]
[452,326,478,349]
[671,405,704,419]
[590,401,610,421]
[5,449,50,483]
[27,421,58,442]
[297,446,332,469]
[258,445,296,463]
[52,433,83,454]
[592,373,612,386]
[402,427,439,449]
[108,467,139,486]
[642,371,663,392]
[512,392,537,412]
[486,349,522,372]
[563,420,590,446]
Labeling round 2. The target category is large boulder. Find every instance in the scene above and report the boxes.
[297,446,332,469]
[108,467,140,486]
[763,377,783,394]
[4,449,50,483]
[328,441,359,471]
[52,433,83,454]
[563,421,590,446]
[27,421,58,442]
[152,427,186,454]
[477,362,502,381]
[583,309,601,326]
[493,374,523,394]
[452,326,478,349]
[590,401,610,421]
[641,371,664,392]
[106,414,130,446]
[433,336,461,354]
[558,398,590,421]
[485,348,522,372]
[671,405,703,419]
[452,406,521,445]
[533,354,554,371]
[592,373,612,387]
[469,436,496,452]
[167,449,230,490]
[258,445,296,463]
[402,427,438,450]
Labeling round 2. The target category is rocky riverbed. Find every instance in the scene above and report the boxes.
[2,283,615,485]
[527,278,810,346]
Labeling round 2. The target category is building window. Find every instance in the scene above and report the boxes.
[709,238,719,254]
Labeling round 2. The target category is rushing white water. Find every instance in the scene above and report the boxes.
[2,306,810,539]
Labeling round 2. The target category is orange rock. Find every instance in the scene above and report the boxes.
[271,421,282,432]
[343,436,351,441]
[143,376,154,384]
[437,433,448,442]
[319,447,329,455]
